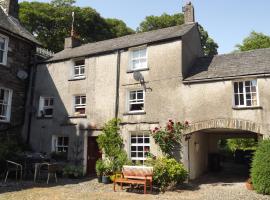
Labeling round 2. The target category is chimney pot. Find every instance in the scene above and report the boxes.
[184,1,195,24]
[64,36,81,49]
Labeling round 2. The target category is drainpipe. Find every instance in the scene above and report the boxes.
[185,134,191,181]
[26,53,37,144]
[114,50,121,119]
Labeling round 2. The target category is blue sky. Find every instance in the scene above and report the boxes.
[19,0,270,54]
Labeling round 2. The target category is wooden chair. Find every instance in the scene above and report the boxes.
[38,163,58,184]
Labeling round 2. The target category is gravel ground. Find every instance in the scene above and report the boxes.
[0,177,269,200]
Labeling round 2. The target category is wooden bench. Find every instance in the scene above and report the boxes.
[113,165,153,194]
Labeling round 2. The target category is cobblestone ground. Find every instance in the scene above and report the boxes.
[0,176,269,200]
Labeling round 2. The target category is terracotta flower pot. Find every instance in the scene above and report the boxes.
[246,179,253,190]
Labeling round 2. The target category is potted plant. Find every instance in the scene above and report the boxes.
[246,178,253,190]
[95,159,104,183]
[102,161,112,184]
[63,164,84,179]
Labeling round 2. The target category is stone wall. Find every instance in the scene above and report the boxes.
[0,29,35,136]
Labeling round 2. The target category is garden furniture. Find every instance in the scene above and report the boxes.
[34,162,59,184]
[113,165,153,194]
[4,160,23,182]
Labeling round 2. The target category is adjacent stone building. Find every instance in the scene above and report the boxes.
[28,2,270,179]
[0,0,39,136]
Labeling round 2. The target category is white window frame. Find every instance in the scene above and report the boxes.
[74,95,86,115]
[38,96,54,117]
[72,59,85,79]
[129,46,148,71]
[232,79,259,108]
[0,34,9,66]
[52,136,69,153]
[130,132,150,162]
[127,89,145,113]
[0,87,12,122]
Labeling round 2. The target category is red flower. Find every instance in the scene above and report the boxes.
[155,127,159,131]
[185,121,189,125]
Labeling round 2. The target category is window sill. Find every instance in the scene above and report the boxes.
[68,115,87,119]
[68,77,86,81]
[123,111,146,116]
[0,63,8,67]
[127,68,149,73]
[36,116,53,120]
[232,106,262,110]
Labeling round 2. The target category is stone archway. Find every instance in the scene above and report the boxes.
[182,118,262,180]
[184,118,262,136]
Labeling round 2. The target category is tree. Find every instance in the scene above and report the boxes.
[236,31,270,52]
[137,13,218,56]
[19,1,134,52]
[105,18,134,37]
[51,0,75,7]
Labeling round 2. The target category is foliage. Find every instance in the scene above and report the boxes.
[151,120,188,157]
[251,139,270,194]
[97,119,130,174]
[146,157,188,191]
[95,159,105,176]
[137,13,218,56]
[63,164,84,178]
[236,31,270,52]
[19,1,134,52]
[227,138,257,152]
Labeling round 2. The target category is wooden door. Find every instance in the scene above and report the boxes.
[87,137,101,175]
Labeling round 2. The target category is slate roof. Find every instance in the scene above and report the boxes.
[48,23,196,62]
[0,8,39,44]
[184,48,270,82]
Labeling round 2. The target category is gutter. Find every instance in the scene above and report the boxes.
[183,73,270,84]
[26,53,37,144]
[114,50,121,119]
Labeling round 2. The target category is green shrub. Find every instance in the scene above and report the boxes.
[63,164,84,178]
[97,119,131,174]
[251,139,270,194]
[95,159,105,176]
[146,157,188,191]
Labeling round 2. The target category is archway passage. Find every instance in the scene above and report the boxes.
[182,119,262,182]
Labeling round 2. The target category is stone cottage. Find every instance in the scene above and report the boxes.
[0,0,39,137]
[28,2,270,179]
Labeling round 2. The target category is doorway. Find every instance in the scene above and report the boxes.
[87,137,101,175]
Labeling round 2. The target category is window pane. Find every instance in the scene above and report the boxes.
[138,146,143,151]
[131,152,136,157]
[234,95,239,105]
[130,103,144,111]
[64,137,69,145]
[131,137,136,143]
[81,96,86,104]
[138,152,143,157]
[246,100,251,106]
[75,107,85,114]
[75,97,80,104]
[246,94,251,100]
[239,94,244,105]
[50,99,54,106]
[130,92,136,100]
[144,138,149,143]
[233,82,238,93]
[246,87,250,92]
[140,49,146,57]
[245,81,251,86]
[239,82,243,93]
[251,86,256,92]
[131,146,136,151]
[137,91,144,100]
[251,80,257,86]
[74,68,79,75]
[132,60,140,69]
[0,37,5,50]
[44,108,53,116]
[132,50,140,59]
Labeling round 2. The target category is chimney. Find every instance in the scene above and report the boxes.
[64,36,81,49]
[0,0,19,18]
[183,2,195,24]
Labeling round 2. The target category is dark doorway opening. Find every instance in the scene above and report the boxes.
[87,137,101,175]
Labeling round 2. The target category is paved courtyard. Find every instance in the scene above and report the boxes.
[0,174,269,200]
